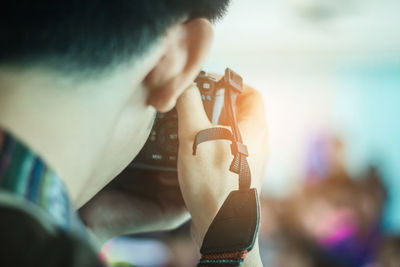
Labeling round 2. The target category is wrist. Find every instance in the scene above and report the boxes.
[189,199,226,248]
[188,187,236,244]
[241,238,262,267]
[193,188,261,266]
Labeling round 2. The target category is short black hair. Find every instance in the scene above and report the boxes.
[0,1,230,74]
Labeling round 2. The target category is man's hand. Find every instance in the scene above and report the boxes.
[79,169,190,244]
[176,82,268,266]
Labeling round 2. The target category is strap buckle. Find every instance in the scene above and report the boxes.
[230,141,248,157]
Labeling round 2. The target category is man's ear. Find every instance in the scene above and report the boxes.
[144,18,213,113]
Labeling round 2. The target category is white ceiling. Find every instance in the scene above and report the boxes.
[207,0,400,72]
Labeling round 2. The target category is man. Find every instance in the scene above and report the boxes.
[0,1,268,266]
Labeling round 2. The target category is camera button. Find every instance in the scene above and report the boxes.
[151,154,163,160]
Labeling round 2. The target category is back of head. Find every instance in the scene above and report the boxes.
[0,0,230,75]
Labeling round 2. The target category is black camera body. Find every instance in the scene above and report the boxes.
[130,68,243,172]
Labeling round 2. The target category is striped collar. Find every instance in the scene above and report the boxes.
[0,130,87,238]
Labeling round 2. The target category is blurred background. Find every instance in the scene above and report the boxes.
[103,0,400,266]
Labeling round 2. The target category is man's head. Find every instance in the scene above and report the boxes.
[0,1,230,206]
[1,1,230,73]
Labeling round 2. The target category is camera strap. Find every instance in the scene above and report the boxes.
[192,75,260,266]
[192,127,251,190]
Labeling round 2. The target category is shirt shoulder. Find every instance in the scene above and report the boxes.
[0,191,105,267]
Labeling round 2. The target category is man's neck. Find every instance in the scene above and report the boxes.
[0,67,139,205]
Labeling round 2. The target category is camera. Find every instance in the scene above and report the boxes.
[130,68,243,172]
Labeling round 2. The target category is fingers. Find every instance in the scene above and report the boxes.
[237,85,267,129]
[176,83,212,141]
[236,86,268,157]
[234,85,268,189]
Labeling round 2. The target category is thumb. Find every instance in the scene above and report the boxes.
[176,83,212,141]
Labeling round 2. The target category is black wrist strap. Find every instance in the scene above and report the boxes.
[193,127,251,190]
[192,70,260,266]
[193,128,259,263]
